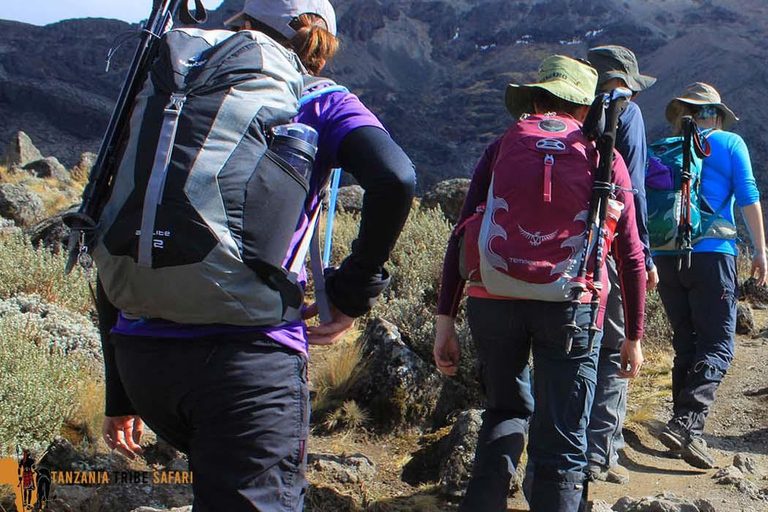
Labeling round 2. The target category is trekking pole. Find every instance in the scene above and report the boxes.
[63,0,207,274]
[322,168,342,267]
[564,88,632,353]
[677,116,695,270]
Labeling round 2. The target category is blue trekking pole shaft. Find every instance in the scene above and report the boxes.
[322,168,342,267]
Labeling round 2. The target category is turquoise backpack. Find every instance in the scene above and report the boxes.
[645,118,737,260]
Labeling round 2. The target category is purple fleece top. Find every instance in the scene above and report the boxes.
[112,85,384,355]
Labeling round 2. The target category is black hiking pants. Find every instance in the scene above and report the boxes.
[655,253,737,437]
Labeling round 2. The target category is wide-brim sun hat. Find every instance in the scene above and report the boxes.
[224,0,337,39]
[587,45,656,92]
[665,82,739,129]
[505,55,598,119]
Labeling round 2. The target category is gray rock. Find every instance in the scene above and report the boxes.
[733,453,763,476]
[0,183,45,227]
[335,185,364,213]
[420,178,471,224]
[350,318,473,428]
[713,465,745,485]
[438,409,482,497]
[0,294,102,364]
[71,151,97,182]
[61,481,192,512]
[740,277,768,308]
[23,156,70,181]
[1,131,43,170]
[28,208,75,254]
[612,492,714,511]
[735,478,762,500]
[308,453,376,484]
[590,500,613,512]
[736,303,755,335]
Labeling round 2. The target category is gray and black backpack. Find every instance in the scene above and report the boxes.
[93,28,316,326]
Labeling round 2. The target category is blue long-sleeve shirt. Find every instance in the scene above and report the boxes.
[693,130,760,255]
[616,100,653,270]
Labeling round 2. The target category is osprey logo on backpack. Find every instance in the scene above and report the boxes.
[518,225,559,246]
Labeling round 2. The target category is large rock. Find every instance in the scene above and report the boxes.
[23,156,70,181]
[733,453,762,476]
[0,131,43,171]
[438,409,482,497]
[0,183,45,226]
[613,492,715,512]
[420,178,471,224]
[27,208,75,254]
[740,277,768,309]
[736,303,755,335]
[308,453,376,485]
[335,185,364,214]
[350,318,473,429]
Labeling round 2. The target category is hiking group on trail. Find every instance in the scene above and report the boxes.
[57,0,766,510]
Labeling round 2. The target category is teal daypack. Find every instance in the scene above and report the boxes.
[645,119,737,258]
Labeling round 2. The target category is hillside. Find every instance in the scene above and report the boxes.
[1,0,767,191]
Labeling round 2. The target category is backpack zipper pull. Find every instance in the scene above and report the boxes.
[543,154,554,203]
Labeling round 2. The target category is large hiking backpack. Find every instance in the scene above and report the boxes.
[459,114,624,301]
[93,28,315,326]
[646,129,737,253]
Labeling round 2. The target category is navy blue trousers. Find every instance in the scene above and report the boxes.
[113,335,309,512]
[655,252,737,436]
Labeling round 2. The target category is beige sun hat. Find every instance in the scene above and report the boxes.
[665,82,739,129]
[505,55,598,118]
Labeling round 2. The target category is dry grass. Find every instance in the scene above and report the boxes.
[62,379,106,447]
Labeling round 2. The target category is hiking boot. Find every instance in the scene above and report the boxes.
[658,424,688,451]
[681,437,715,469]
[586,463,630,485]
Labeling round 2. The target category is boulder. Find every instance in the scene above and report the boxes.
[420,178,471,223]
[736,303,755,335]
[350,318,473,429]
[733,453,762,476]
[23,156,70,181]
[71,152,97,182]
[438,409,482,497]
[612,492,715,512]
[740,277,768,308]
[0,131,43,171]
[308,453,376,485]
[713,465,745,485]
[0,183,45,227]
[28,208,75,254]
[335,185,364,214]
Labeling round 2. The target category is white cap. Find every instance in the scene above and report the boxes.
[224,0,337,39]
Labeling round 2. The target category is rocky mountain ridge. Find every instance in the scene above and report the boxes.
[2,0,768,191]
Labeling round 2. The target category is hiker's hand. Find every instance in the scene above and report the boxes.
[751,251,767,286]
[305,303,355,345]
[619,338,643,379]
[434,315,460,377]
[103,416,144,460]
[647,267,659,291]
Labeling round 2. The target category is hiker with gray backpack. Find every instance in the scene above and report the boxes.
[434,55,646,512]
[584,45,656,486]
[650,82,766,469]
[80,0,415,508]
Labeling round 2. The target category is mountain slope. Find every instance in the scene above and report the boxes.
[1,0,766,192]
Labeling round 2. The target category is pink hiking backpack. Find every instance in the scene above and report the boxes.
[460,114,624,301]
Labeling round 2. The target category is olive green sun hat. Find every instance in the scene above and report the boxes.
[665,82,739,129]
[505,55,598,118]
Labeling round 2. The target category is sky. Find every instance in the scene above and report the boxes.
[2,0,227,26]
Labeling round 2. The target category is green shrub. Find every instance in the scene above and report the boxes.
[0,231,92,314]
[0,318,87,453]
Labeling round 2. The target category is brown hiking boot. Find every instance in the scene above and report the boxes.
[586,463,630,485]
[681,437,715,469]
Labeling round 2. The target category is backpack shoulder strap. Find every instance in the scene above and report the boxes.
[300,75,350,106]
